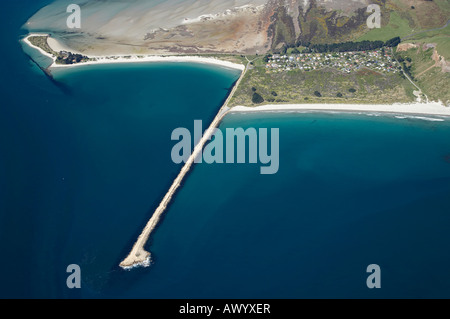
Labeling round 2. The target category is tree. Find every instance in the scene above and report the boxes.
[263,54,272,63]
[385,37,401,48]
[299,37,401,54]
[252,92,264,104]
[349,88,356,93]
[314,91,322,97]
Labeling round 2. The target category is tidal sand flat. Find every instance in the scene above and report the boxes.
[24,0,269,55]
[23,34,246,71]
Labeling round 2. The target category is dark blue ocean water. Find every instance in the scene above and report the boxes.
[1,1,450,299]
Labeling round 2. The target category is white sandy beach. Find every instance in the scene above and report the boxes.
[22,33,54,59]
[47,36,81,54]
[51,55,246,71]
[231,103,450,118]
[23,34,450,118]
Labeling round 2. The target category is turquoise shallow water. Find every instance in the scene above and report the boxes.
[1,1,450,299]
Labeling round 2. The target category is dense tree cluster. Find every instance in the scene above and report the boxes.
[401,62,414,80]
[56,52,88,65]
[301,37,401,54]
[384,37,402,48]
[252,92,264,104]
[271,37,401,55]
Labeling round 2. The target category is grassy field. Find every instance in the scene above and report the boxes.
[228,61,416,107]
[396,46,450,105]
[403,24,450,60]
[229,0,450,107]
[435,0,450,13]
[358,11,415,42]
[358,0,450,42]
[28,36,58,56]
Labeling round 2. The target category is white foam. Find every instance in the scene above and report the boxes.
[120,256,152,271]
[231,103,450,118]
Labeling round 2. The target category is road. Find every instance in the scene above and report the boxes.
[401,19,450,41]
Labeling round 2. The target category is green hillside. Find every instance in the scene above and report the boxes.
[264,0,450,105]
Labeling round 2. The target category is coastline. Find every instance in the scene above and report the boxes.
[22,33,54,61]
[230,102,450,119]
[22,34,245,71]
[51,55,246,71]
[22,33,450,269]
[23,34,450,119]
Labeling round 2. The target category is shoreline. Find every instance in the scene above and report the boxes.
[21,33,450,271]
[22,34,245,71]
[51,55,246,71]
[22,33,55,61]
[230,102,450,118]
[23,34,450,118]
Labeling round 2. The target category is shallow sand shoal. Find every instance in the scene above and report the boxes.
[23,34,246,71]
[46,33,245,71]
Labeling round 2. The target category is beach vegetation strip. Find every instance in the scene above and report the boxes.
[26,35,90,65]
[395,45,450,106]
[27,35,58,56]
[229,54,416,106]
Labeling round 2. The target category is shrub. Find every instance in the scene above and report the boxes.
[349,88,356,93]
[252,92,264,104]
[314,91,322,97]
